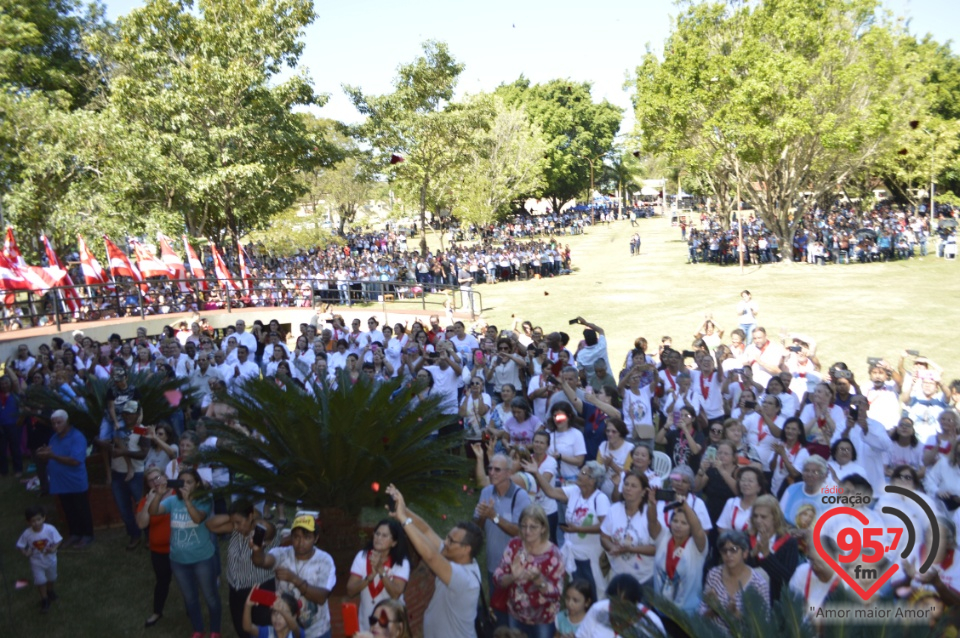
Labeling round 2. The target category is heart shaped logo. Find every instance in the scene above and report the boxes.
[812,506,900,601]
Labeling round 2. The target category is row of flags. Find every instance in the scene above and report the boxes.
[0,229,257,307]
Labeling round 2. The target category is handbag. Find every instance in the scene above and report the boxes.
[473,573,496,638]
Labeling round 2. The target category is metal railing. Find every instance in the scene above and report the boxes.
[0,276,485,332]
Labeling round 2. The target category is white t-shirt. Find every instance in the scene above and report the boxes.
[561,486,610,560]
[716,497,753,532]
[17,523,62,568]
[534,455,559,516]
[550,429,587,481]
[110,433,145,474]
[691,370,725,419]
[349,550,411,631]
[269,546,337,638]
[600,503,655,583]
[425,365,461,414]
[575,599,664,638]
[788,563,838,610]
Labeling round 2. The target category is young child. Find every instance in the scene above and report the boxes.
[555,578,592,638]
[16,505,62,612]
[243,589,304,638]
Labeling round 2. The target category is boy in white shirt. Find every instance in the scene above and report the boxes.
[16,505,62,613]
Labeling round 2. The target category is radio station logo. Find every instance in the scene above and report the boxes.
[813,484,940,602]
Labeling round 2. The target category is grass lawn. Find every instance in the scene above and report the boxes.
[1,214,957,636]
[471,215,960,382]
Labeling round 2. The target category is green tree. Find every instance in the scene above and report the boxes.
[497,78,622,213]
[877,37,960,207]
[298,117,378,236]
[102,0,327,243]
[633,0,922,258]
[345,40,468,254]
[0,0,107,251]
[451,95,547,228]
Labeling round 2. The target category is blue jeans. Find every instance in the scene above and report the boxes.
[111,469,143,539]
[170,554,222,634]
[739,323,755,343]
[508,616,555,638]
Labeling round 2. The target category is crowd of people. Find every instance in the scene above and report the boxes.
[3,291,960,637]
[2,230,575,330]
[684,202,958,265]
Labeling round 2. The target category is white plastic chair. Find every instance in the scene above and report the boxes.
[945,244,957,260]
[652,451,673,479]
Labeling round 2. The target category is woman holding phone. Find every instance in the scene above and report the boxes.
[135,467,174,628]
[206,499,279,638]
[147,468,221,638]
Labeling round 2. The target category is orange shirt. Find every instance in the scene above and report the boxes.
[137,492,172,554]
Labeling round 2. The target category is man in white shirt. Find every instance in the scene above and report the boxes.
[743,327,785,387]
[864,362,902,430]
[573,317,609,386]
[189,354,222,410]
[420,343,463,418]
[228,345,260,393]
[232,319,259,355]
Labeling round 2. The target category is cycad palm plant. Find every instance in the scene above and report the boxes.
[23,371,197,441]
[614,587,949,638]
[197,373,469,517]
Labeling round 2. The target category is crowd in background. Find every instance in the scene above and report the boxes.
[4,292,960,636]
[685,201,958,265]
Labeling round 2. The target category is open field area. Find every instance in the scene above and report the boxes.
[472,215,960,382]
[1,213,959,636]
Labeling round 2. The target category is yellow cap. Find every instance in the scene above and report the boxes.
[291,515,316,533]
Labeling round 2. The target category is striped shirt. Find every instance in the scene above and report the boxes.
[227,527,280,589]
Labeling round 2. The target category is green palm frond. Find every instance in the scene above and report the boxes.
[197,373,469,516]
[22,371,198,441]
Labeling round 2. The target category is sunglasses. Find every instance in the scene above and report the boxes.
[719,546,742,555]
[368,611,395,628]
[709,428,723,434]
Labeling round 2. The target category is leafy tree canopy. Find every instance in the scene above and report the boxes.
[497,78,622,212]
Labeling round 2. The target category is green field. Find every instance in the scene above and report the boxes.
[472,215,960,382]
[1,213,958,637]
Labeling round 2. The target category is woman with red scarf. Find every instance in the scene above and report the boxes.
[346,519,410,632]
[745,495,798,603]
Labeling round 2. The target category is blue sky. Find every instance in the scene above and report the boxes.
[102,0,960,130]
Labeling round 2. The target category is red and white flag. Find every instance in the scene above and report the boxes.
[157,235,191,293]
[0,227,66,293]
[104,235,143,282]
[131,239,172,279]
[208,242,240,291]
[40,235,82,313]
[19,265,67,292]
[77,235,112,289]
[237,240,252,293]
[0,252,30,291]
[3,227,26,268]
[182,236,209,291]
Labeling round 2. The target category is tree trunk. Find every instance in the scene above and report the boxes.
[419,180,428,255]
